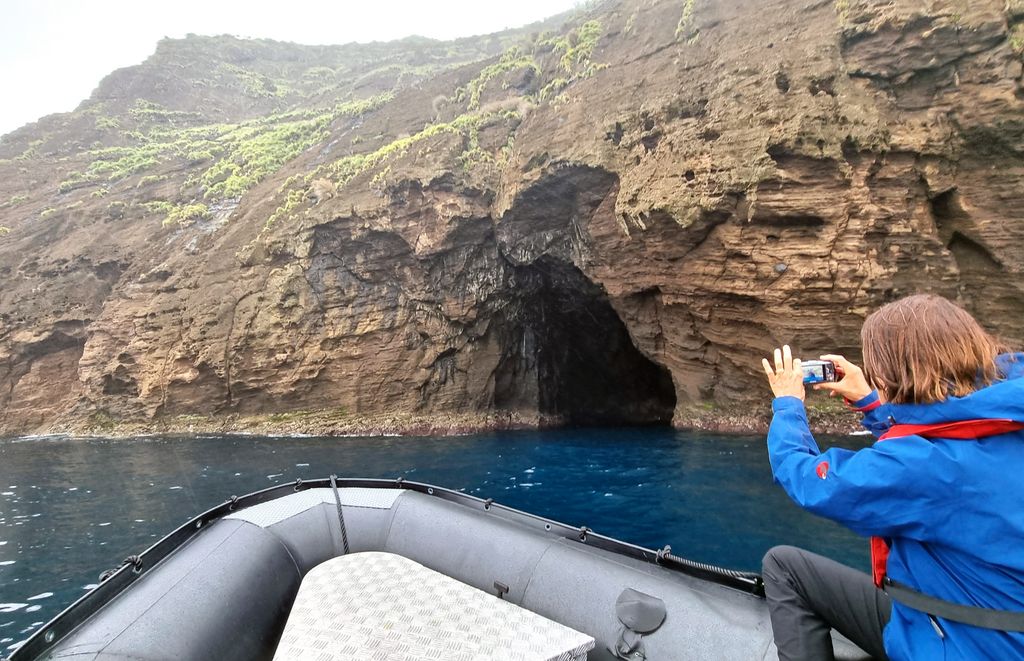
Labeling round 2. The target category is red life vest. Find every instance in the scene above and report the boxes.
[870,418,1024,588]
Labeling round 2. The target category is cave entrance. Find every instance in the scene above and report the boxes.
[493,256,676,427]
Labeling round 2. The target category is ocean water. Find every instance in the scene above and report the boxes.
[0,427,871,652]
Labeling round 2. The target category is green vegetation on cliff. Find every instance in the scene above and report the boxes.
[251,18,610,229]
[195,114,331,199]
[34,16,607,236]
[264,188,305,230]
[556,20,603,72]
[1,195,27,209]
[675,0,699,41]
[58,94,394,210]
[322,109,518,186]
[140,200,211,226]
[536,20,606,101]
[460,48,540,110]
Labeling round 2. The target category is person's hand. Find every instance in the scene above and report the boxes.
[761,345,805,401]
[813,354,873,402]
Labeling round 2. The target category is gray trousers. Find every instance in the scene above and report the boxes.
[762,545,892,661]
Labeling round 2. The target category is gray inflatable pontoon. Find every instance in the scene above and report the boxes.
[8,478,872,660]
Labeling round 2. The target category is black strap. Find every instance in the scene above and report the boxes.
[884,577,1024,632]
[329,474,350,555]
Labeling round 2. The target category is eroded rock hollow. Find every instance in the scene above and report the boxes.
[494,256,677,426]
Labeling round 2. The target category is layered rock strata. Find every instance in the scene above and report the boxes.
[1,0,1022,435]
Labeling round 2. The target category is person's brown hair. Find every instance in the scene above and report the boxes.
[861,294,1004,404]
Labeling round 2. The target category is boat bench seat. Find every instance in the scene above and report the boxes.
[272,551,596,661]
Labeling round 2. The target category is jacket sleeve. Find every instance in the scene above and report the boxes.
[847,390,893,438]
[768,396,961,539]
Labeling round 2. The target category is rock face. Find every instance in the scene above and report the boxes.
[1,0,1023,436]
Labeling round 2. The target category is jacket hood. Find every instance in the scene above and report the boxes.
[883,353,1024,425]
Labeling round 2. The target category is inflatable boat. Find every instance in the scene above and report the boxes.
[7,478,872,660]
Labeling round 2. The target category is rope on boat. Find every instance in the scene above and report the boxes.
[656,545,763,587]
[329,474,351,555]
[98,555,143,582]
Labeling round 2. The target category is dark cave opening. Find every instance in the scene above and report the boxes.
[493,256,677,427]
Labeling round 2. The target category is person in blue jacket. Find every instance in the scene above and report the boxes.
[760,293,1024,660]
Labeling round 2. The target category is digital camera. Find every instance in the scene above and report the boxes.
[801,359,837,384]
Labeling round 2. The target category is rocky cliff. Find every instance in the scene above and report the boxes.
[1,0,1022,436]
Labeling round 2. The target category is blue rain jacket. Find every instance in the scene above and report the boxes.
[768,353,1024,660]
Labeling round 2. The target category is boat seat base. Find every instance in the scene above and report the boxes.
[272,551,596,661]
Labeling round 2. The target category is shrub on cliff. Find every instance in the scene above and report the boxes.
[164,202,211,227]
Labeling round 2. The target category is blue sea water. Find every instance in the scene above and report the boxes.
[0,427,871,652]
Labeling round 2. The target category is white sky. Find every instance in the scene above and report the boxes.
[0,0,581,137]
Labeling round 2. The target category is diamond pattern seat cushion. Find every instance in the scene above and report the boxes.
[273,551,596,661]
